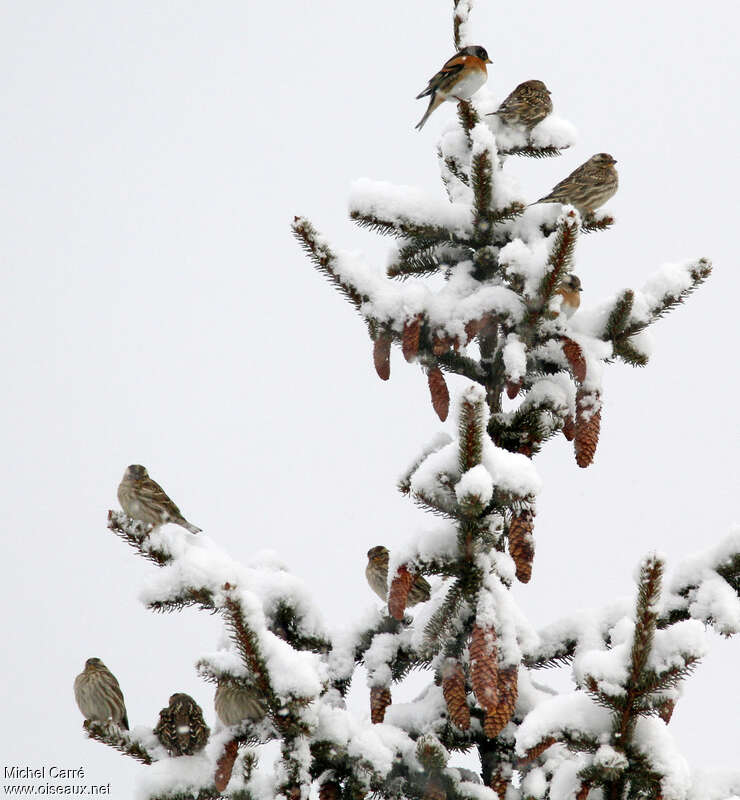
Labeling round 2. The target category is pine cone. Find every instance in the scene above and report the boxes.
[658,698,676,724]
[370,686,392,723]
[319,781,341,800]
[574,389,601,468]
[523,736,556,763]
[388,565,415,620]
[505,379,522,400]
[562,337,587,383]
[423,775,446,800]
[402,316,422,362]
[428,368,450,421]
[508,510,535,584]
[575,782,591,800]
[483,666,518,739]
[562,413,576,441]
[214,739,239,792]
[489,768,510,800]
[433,334,451,355]
[441,660,470,730]
[373,334,391,381]
[470,624,499,713]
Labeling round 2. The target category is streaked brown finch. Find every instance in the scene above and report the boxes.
[117,464,201,534]
[214,680,266,727]
[74,657,129,730]
[536,153,618,215]
[154,692,210,756]
[490,79,552,129]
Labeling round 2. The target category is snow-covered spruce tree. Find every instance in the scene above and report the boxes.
[77,4,740,800]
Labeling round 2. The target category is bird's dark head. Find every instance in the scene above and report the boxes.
[367,545,389,562]
[124,464,148,481]
[461,45,492,64]
[593,153,617,166]
[85,657,103,669]
[562,274,582,292]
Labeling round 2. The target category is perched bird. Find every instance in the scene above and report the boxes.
[535,153,618,215]
[366,546,431,605]
[73,657,129,730]
[118,464,201,534]
[415,45,492,130]
[154,693,210,756]
[489,79,552,129]
[553,274,582,319]
[214,680,266,727]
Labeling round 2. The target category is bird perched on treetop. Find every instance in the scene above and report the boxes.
[154,693,210,756]
[366,546,431,605]
[73,657,129,730]
[551,274,582,319]
[489,79,552,129]
[118,464,201,534]
[534,153,618,216]
[415,46,492,131]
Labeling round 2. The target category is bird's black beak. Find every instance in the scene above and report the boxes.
[486,58,493,64]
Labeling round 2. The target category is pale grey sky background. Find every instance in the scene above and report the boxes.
[1,0,738,795]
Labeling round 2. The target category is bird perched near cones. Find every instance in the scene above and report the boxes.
[415,45,492,130]
[366,546,431,605]
[117,464,201,534]
[534,153,618,216]
[551,274,582,319]
[489,79,552,129]
[214,680,266,727]
[154,693,210,756]
[74,657,129,730]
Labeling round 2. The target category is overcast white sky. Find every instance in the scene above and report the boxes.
[1,1,738,795]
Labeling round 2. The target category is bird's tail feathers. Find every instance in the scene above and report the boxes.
[415,94,443,131]
[178,519,202,534]
[415,86,433,100]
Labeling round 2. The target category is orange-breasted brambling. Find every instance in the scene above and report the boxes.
[415,45,492,130]
[552,273,582,319]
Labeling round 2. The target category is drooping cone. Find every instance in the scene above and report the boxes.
[658,698,676,724]
[441,659,470,730]
[402,315,422,362]
[388,565,414,620]
[562,413,576,442]
[489,768,510,800]
[464,315,489,343]
[505,379,522,400]
[214,739,239,792]
[508,510,535,584]
[373,334,391,381]
[562,337,587,383]
[470,624,499,713]
[483,666,518,739]
[428,368,450,421]
[575,782,592,800]
[433,334,451,355]
[522,736,556,764]
[370,686,392,724]
[319,781,341,800]
[574,389,602,468]
[423,775,446,800]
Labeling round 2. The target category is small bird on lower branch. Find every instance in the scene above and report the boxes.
[214,680,266,727]
[489,79,552,129]
[74,657,129,730]
[415,46,492,130]
[553,274,582,319]
[117,464,201,534]
[154,693,210,756]
[534,153,618,215]
[366,545,431,605]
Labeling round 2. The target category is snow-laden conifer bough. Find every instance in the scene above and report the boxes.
[77,2,738,799]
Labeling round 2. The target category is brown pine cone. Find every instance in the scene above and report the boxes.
[373,334,391,381]
[505,379,522,400]
[508,510,535,584]
[562,337,586,383]
[433,334,451,355]
[402,316,422,362]
[574,389,601,468]
[428,368,450,421]
[319,781,341,800]
[370,686,392,724]
[441,660,470,730]
[562,414,576,441]
[658,698,676,724]
[483,666,518,739]
[576,782,592,800]
[214,739,239,792]
[522,736,556,763]
[470,624,498,713]
[388,565,415,620]
[489,767,510,799]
